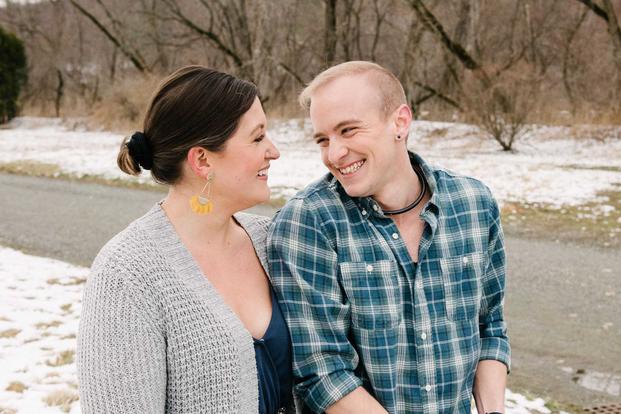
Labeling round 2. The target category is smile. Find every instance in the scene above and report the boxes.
[257,167,269,177]
[338,160,365,175]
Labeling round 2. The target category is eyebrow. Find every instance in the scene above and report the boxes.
[313,119,362,139]
[249,123,265,136]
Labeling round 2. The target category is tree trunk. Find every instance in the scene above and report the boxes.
[602,0,621,112]
[55,69,64,118]
[324,0,337,66]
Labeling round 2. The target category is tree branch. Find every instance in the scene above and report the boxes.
[69,0,146,72]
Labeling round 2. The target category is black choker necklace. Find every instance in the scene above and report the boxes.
[382,167,427,216]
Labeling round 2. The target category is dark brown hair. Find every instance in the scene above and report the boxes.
[117,66,258,184]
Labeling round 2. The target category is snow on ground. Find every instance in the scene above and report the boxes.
[1,117,620,211]
[0,246,560,413]
[0,247,84,414]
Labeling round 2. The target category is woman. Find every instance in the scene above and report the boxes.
[77,66,295,413]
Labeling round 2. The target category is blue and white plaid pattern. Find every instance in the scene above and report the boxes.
[268,152,510,414]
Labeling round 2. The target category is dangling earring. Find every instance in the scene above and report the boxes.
[190,173,214,214]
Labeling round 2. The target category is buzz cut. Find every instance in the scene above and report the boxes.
[299,61,407,118]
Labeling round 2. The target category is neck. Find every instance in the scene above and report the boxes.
[161,184,238,247]
[373,152,422,211]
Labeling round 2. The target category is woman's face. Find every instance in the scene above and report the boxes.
[209,97,280,211]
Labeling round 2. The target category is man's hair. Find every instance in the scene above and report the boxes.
[299,61,407,117]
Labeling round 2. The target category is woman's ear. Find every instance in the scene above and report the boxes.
[187,146,213,178]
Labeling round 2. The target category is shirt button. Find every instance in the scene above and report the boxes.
[366,264,374,272]
[362,209,367,216]
[425,384,432,392]
[373,204,379,211]
[392,233,399,240]
[462,256,469,264]
[421,332,427,340]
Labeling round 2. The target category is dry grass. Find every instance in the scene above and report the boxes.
[46,277,86,286]
[35,320,63,330]
[5,382,27,393]
[0,406,17,414]
[567,124,620,141]
[0,159,166,192]
[502,187,621,249]
[46,350,75,367]
[43,389,79,413]
[0,329,21,338]
[60,303,72,312]
[90,75,162,133]
[0,160,61,176]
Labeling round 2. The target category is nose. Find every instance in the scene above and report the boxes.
[327,137,348,165]
[265,136,280,160]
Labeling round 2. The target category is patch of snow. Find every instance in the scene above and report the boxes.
[0,246,85,413]
[1,117,620,211]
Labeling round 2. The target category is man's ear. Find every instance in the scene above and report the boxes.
[187,146,214,178]
[393,104,413,137]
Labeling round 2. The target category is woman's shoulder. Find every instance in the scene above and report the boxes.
[90,205,165,280]
[234,211,271,236]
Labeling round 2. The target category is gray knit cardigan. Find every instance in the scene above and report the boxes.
[77,203,296,413]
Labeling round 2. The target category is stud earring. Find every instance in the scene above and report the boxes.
[396,134,403,141]
[189,173,214,214]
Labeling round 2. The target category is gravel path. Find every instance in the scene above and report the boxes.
[1,172,619,410]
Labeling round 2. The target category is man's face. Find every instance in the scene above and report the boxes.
[310,75,400,198]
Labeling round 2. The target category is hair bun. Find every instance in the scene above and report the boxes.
[127,131,153,170]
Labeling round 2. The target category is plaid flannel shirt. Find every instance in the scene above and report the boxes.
[268,152,510,414]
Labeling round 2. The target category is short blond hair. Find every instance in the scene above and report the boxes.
[299,61,407,117]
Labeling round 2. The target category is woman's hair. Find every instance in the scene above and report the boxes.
[117,66,258,184]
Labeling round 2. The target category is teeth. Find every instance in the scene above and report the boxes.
[339,161,364,175]
[257,168,268,176]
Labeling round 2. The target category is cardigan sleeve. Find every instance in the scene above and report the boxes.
[77,260,167,414]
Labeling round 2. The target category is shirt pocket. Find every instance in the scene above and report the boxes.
[339,260,402,330]
[439,252,484,322]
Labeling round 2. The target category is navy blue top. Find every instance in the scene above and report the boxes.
[253,288,293,414]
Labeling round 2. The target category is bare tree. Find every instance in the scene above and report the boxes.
[0,0,618,124]
[69,0,148,73]
[575,0,621,114]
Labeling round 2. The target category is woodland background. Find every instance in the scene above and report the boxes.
[1,0,621,148]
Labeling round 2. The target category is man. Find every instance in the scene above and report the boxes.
[268,61,510,414]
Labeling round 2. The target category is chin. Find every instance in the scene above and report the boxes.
[252,187,271,206]
[340,182,369,198]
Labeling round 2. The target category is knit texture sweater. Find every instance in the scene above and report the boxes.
[77,203,278,413]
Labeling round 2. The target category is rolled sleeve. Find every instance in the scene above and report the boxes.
[305,370,362,413]
[268,197,362,411]
[478,193,511,372]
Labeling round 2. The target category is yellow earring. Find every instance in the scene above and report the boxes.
[190,173,214,214]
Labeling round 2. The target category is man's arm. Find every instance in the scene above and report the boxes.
[268,198,384,413]
[326,387,388,414]
[473,360,507,413]
[476,191,511,411]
